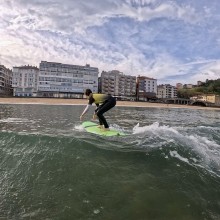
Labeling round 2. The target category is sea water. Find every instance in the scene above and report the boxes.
[0,104,219,220]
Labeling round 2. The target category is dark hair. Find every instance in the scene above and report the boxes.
[85,89,92,96]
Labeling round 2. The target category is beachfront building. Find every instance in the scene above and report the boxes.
[197,81,203,86]
[176,83,183,90]
[12,65,39,97]
[100,70,136,100]
[38,61,98,98]
[184,84,193,89]
[157,84,177,99]
[136,76,157,101]
[194,94,220,106]
[0,65,13,96]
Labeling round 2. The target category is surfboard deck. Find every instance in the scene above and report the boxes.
[82,121,126,136]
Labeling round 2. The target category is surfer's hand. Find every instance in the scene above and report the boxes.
[92,114,97,120]
[80,115,83,121]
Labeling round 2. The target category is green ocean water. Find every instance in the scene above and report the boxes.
[0,104,220,220]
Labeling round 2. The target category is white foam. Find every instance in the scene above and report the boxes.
[132,122,220,172]
[132,122,178,135]
[0,118,34,123]
[110,123,126,133]
[170,150,190,164]
[74,124,84,131]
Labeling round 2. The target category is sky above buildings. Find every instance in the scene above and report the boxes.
[0,0,220,85]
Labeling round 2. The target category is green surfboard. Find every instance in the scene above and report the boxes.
[82,121,126,136]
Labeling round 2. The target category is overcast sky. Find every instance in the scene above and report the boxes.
[1,0,220,85]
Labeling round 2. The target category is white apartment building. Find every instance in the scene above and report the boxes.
[100,70,136,99]
[137,76,157,93]
[157,84,177,99]
[38,61,98,98]
[137,76,157,100]
[0,65,12,96]
[12,65,38,97]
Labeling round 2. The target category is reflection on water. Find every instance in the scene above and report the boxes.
[0,104,220,219]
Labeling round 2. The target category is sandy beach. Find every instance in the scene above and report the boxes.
[0,97,219,111]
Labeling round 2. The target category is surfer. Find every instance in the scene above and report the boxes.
[80,89,116,131]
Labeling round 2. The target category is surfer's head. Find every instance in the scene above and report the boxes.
[85,89,92,96]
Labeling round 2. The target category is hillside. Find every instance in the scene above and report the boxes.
[177,79,220,98]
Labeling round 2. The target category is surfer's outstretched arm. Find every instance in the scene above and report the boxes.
[80,104,91,120]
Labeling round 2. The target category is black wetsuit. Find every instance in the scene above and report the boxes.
[88,93,116,128]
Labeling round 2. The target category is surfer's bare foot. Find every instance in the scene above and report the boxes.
[97,125,104,129]
[102,128,110,131]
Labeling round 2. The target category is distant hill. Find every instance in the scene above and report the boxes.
[177,79,220,98]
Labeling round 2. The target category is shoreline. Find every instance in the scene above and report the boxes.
[0,97,219,111]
